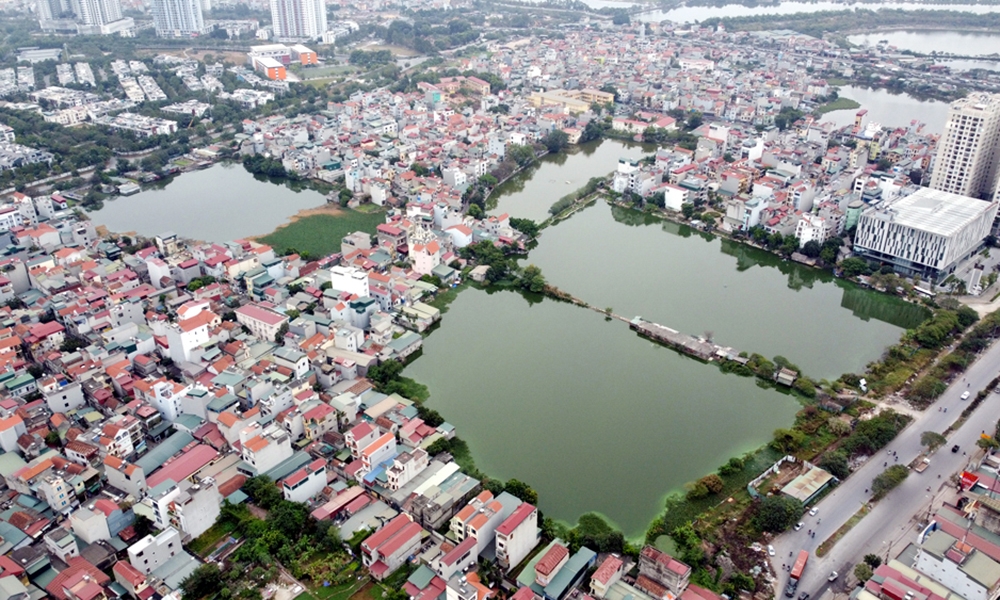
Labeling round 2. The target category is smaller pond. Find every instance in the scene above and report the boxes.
[848,30,1000,57]
[820,85,952,134]
[89,163,327,242]
[488,139,654,223]
[638,2,1000,22]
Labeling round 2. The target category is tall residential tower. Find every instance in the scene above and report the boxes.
[929,92,1000,200]
[270,0,326,41]
[152,0,205,37]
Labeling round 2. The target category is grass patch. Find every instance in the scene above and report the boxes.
[295,593,318,600]
[302,65,354,78]
[258,210,386,258]
[816,504,869,557]
[814,97,862,115]
[186,521,234,557]
[304,78,336,89]
[313,579,367,600]
[348,582,386,600]
[354,203,385,213]
[827,78,849,86]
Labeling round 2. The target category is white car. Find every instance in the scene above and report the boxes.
[961,391,971,400]
[768,545,775,556]
[809,508,818,516]
[794,522,803,531]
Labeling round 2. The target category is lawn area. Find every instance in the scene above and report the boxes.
[258,210,386,257]
[310,579,368,600]
[814,97,862,115]
[302,65,354,78]
[304,78,337,89]
[186,521,234,557]
[348,582,386,600]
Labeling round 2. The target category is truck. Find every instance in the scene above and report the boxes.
[913,457,931,473]
[791,550,808,580]
[784,550,808,597]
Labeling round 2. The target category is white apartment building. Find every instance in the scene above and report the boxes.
[930,93,1000,200]
[165,309,218,363]
[75,0,123,26]
[240,422,293,474]
[795,213,832,247]
[327,265,370,297]
[281,458,327,503]
[495,502,539,572]
[386,449,429,491]
[270,0,325,41]
[128,528,182,574]
[855,188,999,279]
[39,474,77,514]
[151,0,204,37]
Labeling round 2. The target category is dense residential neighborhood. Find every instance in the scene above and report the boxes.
[1,0,1000,599]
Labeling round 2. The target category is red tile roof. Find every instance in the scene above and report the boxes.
[535,543,569,577]
[496,503,535,537]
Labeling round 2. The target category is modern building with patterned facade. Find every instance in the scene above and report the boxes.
[854,188,998,279]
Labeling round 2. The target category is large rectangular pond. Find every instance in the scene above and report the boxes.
[89,163,327,242]
[405,287,803,537]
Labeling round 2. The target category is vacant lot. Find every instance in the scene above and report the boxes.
[258,209,385,257]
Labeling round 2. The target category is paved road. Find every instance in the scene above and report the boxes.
[770,338,1000,597]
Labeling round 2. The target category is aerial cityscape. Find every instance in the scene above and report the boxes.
[0,1,1000,600]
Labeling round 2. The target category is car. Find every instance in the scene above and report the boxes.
[768,545,775,556]
[953,444,961,453]
[962,391,971,400]
[809,508,818,516]
[829,572,839,582]
[794,522,803,531]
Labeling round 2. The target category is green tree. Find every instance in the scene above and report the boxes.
[802,240,821,258]
[542,130,569,154]
[181,564,224,600]
[273,322,289,344]
[819,450,850,479]
[751,495,803,533]
[840,257,871,277]
[855,563,874,583]
[504,479,539,505]
[871,465,909,499]
[510,218,540,239]
[520,264,546,293]
[367,360,404,388]
[771,428,806,453]
[699,473,725,494]
[920,431,948,452]
[864,554,882,568]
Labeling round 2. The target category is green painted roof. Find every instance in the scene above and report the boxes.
[135,431,194,472]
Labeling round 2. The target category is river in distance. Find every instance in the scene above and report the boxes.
[89,162,326,242]
[848,30,1000,57]
[638,1,1000,22]
[410,141,928,536]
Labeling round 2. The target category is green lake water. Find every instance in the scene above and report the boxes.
[409,145,927,536]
